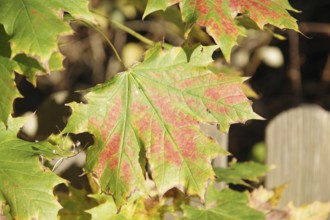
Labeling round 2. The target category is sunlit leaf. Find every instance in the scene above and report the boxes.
[249,187,330,220]
[144,0,299,61]
[289,201,330,220]
[64,44,260,205]
[86,193,169,220]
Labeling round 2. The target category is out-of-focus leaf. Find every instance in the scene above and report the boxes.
[214,161,269,186]
[289,201,330,220]
[249,187,330,220]
[48,51,65,72]
[182,185,265,220]
[64,43,260,205]
[86,193,170,220]
[58,186,97,220]
[0,116,65,220]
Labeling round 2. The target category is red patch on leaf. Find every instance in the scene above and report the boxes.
[68,45,258,204]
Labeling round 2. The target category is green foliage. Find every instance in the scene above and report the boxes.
[58,187,96,220]
[214,161,269,186]
[64,43,259,205]
[0,0,310,219]
[0,0,93,64]
[182,185,265,220]
[0,116,64,220]
[143,0,299,61]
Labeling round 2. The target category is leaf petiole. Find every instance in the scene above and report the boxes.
[90,9,155,46]
[77,19,126,69]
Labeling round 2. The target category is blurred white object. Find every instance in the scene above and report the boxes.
[258,46,284,68]
[232,49,250,68]
[21,112,38,137]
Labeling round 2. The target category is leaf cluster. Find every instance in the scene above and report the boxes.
[0,1,317,220]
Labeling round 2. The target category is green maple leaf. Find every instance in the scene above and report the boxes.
[0,0,93,63]
[0,59,18,127]
[214,161,269,186]
[144,0,299,61]
[0,26,20,127]
[182,185,265,220]
[0,116,65,220]
[64,44,260,205]
[0,24,66,126]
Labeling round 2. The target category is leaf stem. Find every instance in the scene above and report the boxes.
[90,10,154,46]
[78,19,126,68]
[109,19,154,46]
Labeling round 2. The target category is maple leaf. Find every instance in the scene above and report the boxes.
[214,161,269,186]
[0,0,93,63]
[0,116,65,220]
[0,26,20,126]
[0,24,67,126]
[144,0,299,61]
[182,185,265,220]
[0,59,18,127]
[64,44,260,205]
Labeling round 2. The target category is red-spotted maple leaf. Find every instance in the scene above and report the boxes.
[63,44,260,206]
[144,0,299,61]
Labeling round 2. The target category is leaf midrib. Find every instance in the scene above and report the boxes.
[129,73,201,193]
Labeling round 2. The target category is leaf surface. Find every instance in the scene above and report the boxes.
[86,194,130,220]
[144,0,299,61]
[86,193,168,220]
[182,185,265,220]
[0,26,20,126]
[143,0,180,18]
[64,44,259,205]
[0,60,18,127]
[0,0,92,62]
[214,161,269,186]
[58,187,96,220]
[0,25,48,126]
[0,116,64,220]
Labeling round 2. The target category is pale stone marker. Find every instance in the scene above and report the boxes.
[266,105,330,206]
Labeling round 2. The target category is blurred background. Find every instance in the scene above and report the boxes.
[12,0,330,201]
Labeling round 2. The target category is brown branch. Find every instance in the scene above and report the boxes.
[288,30,302,97]
[299,22,330,36]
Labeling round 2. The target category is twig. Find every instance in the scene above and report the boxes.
[288,30,302,99]
[299,22,330,36]
[110,19,154,46]
[90,9,154,46]
[318,52,330,105]
[78,19,126,69]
